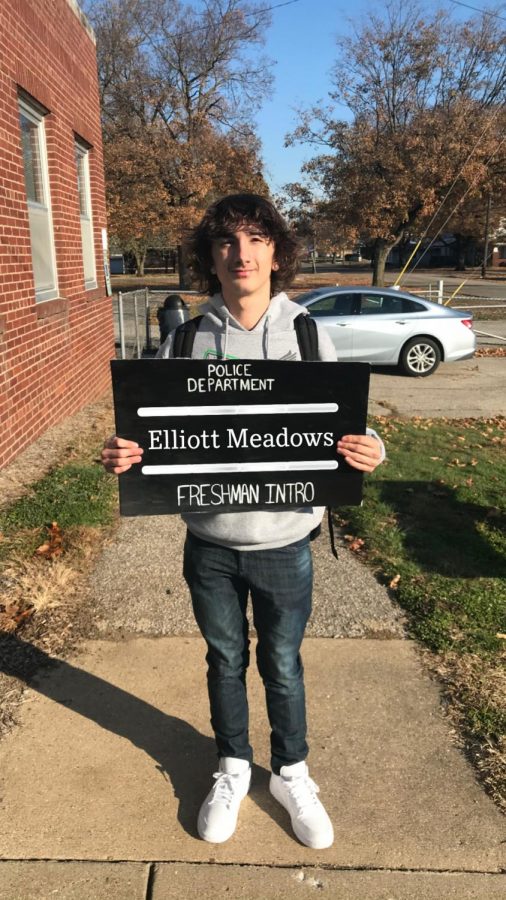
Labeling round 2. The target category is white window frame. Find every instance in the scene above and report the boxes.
[18,95,59,303]
[75,139,97,291]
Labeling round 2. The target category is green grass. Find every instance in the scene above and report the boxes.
[0,463,117,560]
[336,416,506,786]
[337,417,506,656]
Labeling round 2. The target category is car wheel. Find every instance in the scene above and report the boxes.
[400,337,441,377]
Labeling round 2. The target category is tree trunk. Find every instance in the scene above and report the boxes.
[177,244,190,289]
[134,250,146,277]
[372,239,392,286]
[454,234,467,272]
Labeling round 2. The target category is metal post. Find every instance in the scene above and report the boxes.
[118,291,126,360]
[438,280,444,304]
[133,292,141,358]
[481,193,492,279]
[145,287,152,352]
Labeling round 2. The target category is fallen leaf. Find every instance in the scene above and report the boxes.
[0,601,34,633]
[35,522,64,560]
[349,538,365,552]
[389,574,401,589]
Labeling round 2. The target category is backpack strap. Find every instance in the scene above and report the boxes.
[173,312,318,360]
[294,313,319,361]
[172,315,204,358]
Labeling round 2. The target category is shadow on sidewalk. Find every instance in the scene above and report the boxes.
[0,634,287,839]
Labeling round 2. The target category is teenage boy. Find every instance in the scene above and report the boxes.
[102,194,384,850]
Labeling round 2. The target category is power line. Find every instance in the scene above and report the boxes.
[407,105,504,254]
[90,0,301,38]
[407,133,506,275]
[447,0,506,24]
[131,0,303,42]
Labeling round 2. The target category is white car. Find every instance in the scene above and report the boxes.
[294,286,476,376]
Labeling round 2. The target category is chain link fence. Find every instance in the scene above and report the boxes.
[112,289,200,358]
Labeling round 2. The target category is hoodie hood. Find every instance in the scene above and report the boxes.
[200,291,305,330]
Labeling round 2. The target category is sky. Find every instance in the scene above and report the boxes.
[253,0,474,194]
[254,0,370,194]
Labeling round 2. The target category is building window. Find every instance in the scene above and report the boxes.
[18,96,58,302]
[75,140,97,290]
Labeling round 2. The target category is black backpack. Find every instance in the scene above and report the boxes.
[171,311,337,557]
[171,312,319,361]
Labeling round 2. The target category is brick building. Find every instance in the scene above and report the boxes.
[0,0,114,469]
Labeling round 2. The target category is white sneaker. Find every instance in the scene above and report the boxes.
[197,757,251,843]
[269,761,334,849]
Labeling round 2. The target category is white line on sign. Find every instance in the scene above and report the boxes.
[137,403,338,417]
[142,460,338,475]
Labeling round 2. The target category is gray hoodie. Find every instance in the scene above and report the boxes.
[156,292,382,550]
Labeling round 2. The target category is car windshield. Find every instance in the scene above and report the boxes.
[293,290,328,304]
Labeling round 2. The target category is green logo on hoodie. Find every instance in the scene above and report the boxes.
[203,349,238,360]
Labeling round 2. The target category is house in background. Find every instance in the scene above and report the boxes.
[0,0,114,469]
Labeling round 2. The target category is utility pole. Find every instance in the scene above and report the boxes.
[481,193,492,279]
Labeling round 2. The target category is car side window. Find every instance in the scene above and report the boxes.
[359,294,423,315]
[308,293,356,316]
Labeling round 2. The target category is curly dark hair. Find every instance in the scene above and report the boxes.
[187,194,300,296]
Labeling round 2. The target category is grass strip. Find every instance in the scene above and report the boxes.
[0,463,116,559]
[335,414,505,805]
[0,438,118,637]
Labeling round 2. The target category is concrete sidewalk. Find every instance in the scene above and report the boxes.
[0,514,504,899]
[0,638,504,897]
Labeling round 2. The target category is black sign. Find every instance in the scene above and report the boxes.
[111,359,370,516]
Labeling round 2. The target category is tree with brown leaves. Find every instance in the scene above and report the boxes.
[288,1,506,285]
[85,0,271,282]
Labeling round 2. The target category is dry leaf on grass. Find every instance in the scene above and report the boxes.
[344,534,365,551]
[35,521,64,559]
[0,600,34,633]
[475,347,506,357]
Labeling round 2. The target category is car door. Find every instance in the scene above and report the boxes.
[351,293,422,363]
[305,292,358,360]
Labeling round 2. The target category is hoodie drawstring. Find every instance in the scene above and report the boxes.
[263,313,271,359]
[222,315,230,360]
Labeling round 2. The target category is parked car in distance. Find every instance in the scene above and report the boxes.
[294,286,476,376]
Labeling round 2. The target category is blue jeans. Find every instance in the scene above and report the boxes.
[183,531,313,775]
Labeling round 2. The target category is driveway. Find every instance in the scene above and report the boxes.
[369,356,505,418]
